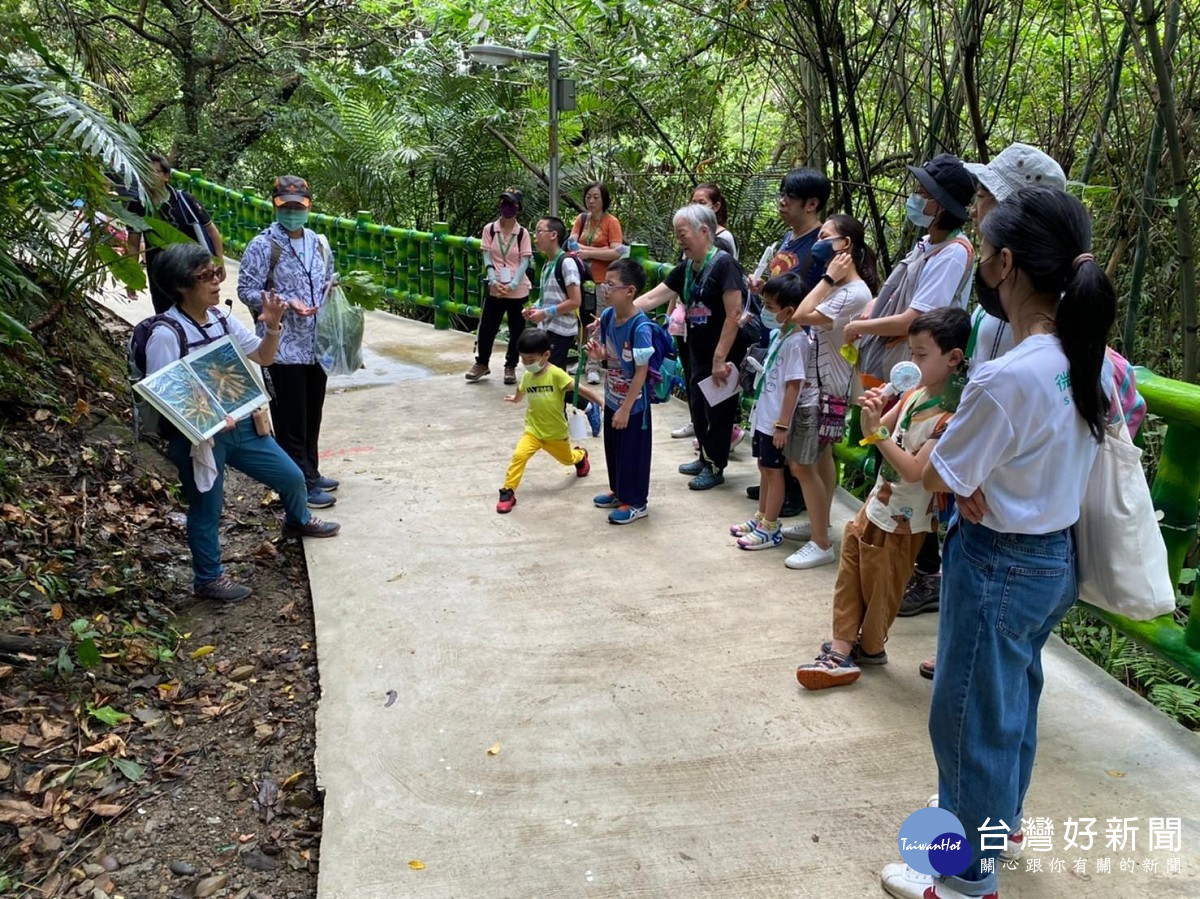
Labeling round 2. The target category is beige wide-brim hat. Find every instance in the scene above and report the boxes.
[964,143,1066,202]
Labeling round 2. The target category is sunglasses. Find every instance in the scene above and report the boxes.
[194,267,221,283]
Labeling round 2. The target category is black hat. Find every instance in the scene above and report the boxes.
[906,154,973,220]
[272,175,312,208]
[499,187,523,209]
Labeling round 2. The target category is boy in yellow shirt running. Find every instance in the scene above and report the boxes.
[497,329,602,513]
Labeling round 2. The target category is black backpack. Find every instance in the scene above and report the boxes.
[553,251,590,292]
[128,311,231,440]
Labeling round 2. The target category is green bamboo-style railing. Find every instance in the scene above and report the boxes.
[174,170,1198,680]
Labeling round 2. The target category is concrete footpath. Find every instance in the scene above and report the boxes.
[101,281,1200,897]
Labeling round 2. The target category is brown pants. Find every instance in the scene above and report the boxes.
[831,508,927,655]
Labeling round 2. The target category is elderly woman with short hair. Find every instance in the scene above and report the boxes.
[635,203,747,490]
[146,243,340,603]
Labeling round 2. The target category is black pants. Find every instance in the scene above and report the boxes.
[687,342,745,471]
[475,295,526,369]
[547,330,586,409]
[915,530,942,575]
[269,362,327,490]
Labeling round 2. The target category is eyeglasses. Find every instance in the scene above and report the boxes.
[194,268,220,283]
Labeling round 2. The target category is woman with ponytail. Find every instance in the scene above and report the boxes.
[783,214,879,570]
[881,187,1115,899]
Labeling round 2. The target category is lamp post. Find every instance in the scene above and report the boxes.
[467,44,572,218]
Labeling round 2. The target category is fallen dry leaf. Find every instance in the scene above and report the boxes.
[487,741,501,756]
[0,798,50,825]
[83,733,126,756]
[190,645,217,660]
[408,860,425,870]
[50,603,63,620]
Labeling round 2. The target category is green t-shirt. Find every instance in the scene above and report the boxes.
[521,364,572,441]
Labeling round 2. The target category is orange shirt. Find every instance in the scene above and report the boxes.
[571,212,623,284]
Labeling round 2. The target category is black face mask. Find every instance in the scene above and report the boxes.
[975,256,1008,322]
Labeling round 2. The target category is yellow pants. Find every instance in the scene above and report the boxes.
[503,432,584,491]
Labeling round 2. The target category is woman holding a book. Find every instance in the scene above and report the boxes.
[145,243,341,603]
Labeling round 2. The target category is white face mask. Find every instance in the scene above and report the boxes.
[906,193,935,228]
[526,360,546,374]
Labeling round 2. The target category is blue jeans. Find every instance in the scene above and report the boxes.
[168,419,310,587]
[929,516,1076,896]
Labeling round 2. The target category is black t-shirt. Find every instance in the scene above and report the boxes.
[664,251,747,360]
[128,188,213,258]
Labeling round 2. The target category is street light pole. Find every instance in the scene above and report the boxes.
[547,47,560,218]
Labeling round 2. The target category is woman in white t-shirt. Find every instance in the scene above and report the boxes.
[784,214,878,569]
[880,188,1116,899]
[147,244,341,604]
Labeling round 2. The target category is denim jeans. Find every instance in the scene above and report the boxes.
[929,515,1076,896]
[168,418,310,587]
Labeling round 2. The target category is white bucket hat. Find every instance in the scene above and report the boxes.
[964,143,1066,203]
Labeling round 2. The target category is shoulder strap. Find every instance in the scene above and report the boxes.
[210,308,232,336]
[266,236,283,292]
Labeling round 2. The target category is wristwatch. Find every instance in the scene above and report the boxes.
[821,273,836,286]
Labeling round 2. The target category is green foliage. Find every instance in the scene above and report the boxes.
[86,702,129,726]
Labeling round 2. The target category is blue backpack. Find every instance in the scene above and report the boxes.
[602,309,677,404]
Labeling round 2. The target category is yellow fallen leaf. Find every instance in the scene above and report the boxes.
[50,603,63,621]
[281,771,304,788]
[190,645,216,660]
[1106,769,1126,778]
[487,741,501,756]
[408,860,425,870]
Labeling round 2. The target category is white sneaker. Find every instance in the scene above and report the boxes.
[782,522,833,542]
[586,370,601,385]
[880,862,932,899]
[671,422,695,439]
[784,541,836,570]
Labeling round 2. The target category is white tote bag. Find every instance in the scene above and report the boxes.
[1075,413,1176,620]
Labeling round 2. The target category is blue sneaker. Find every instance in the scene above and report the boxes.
[585,402,602,437]
[315,475,339,492]
[678,458,706,476]
[593,492,621,508]
[306,488,337,509]
[688,467,725,490]
[608,504,648,525]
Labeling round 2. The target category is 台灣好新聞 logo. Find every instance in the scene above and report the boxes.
[897,807,973,876]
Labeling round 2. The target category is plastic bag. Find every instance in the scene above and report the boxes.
[315,284,364,376]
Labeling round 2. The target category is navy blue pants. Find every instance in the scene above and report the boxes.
[603,404,653,508]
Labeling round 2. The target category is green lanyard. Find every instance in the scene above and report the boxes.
[683,246,717,304]
[539,249,564,301]
[965,308,983,360]
[899,388,943,433]
[753,326,795,400]
[496,226,518,263]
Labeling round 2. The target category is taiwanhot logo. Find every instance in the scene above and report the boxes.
[897,808,972,877]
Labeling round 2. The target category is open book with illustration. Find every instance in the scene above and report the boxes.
[134,336,268,445]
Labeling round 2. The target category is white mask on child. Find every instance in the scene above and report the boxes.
[526,361,546,374]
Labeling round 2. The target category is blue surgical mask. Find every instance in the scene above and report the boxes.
[277,209,309,231]
[760,309,787,331]
[905,193,934,228]
[811,238,837,268]
[526,360,546,374]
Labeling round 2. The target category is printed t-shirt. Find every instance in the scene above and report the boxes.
[865,389,952,534]
[571,212,623,283]
[481,221,533,298]
[520,363,573,441]
[750,328,807,435]
[814,279,872,396]
[663,251,745,359]
[931,334,1100,534]
[766,226,823,288]
[144,306,260,376]
[536,252,582,339]
[600,308,654,415]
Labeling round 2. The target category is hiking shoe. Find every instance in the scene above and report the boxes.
[465,363,490,381]
[593,492,621,508]
[679,458,706,476]
[608,504,648,525]
[820,640,888,665]
[496,488,516,514]
[586,369,601,385]
[919,656,936,680]
[574,448,590,477]
[282,517,341,538]
[784,540,836,570]
[585,402,602,437]
[780,491,806,517]
[194,575,252,603]
[688,467,724,490]
[306,488,336,509]
[898,570,941,616]
[730,425,746,449]
[746,484,760,501]
[738,524,782,550]
[730,517,761,537]
[315,475,340,492]
[503,366,517,385]
[796,650,861,690]
[671,422,695,439]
